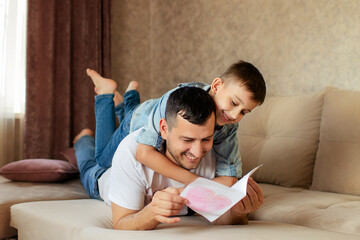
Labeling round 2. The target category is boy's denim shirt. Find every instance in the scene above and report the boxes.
[130,82,242,179]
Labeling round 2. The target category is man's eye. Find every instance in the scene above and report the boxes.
[231,101,236,106]
[183,139,193,142]
[202,138,211,142]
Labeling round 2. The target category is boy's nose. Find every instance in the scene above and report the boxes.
[230,109,243,121]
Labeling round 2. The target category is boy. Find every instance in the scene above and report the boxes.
[86,60,266,191]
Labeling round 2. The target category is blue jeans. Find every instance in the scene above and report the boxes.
[95,90,140,168]
[74,135,105,199]
[75,90,140,199]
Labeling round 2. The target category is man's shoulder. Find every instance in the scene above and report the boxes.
[113,127,155,173]
[122,128,142,143]
[114,128,142,158]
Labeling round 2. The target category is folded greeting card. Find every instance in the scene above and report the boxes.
[180,165,262,222]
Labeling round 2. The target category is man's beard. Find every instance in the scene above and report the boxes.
[167,147,191,170]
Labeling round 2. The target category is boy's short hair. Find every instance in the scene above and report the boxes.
[165,87,216,130]
[220,60,266,104]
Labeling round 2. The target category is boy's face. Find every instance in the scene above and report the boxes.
[160,113,215,170]
[209,78,259,126]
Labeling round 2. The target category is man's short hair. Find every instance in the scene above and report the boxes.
[165,87,216,130]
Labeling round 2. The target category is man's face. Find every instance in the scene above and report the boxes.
[160,113,215,170]
[209,78,259,126]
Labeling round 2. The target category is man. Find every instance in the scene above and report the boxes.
[74,87,263,231]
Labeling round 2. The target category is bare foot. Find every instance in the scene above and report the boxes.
[125,81,139,92]
[73,129,94,144]
[87,69,117,95]
[114,90,123,106]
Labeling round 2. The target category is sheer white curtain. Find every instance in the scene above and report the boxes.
[0,0,27,167]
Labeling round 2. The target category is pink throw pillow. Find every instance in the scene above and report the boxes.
[0,159,79,182]
[60,148,78,168]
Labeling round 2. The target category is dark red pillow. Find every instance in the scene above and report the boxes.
[0,159,79,182]
[60,148,78,168]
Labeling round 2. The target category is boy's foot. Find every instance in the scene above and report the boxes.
[87,69,117,95]
[73,128,94,144]
[113,81,138,106]
[125,81,139,92]
[114,90,123,106]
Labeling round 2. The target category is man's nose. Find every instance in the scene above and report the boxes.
[190,141,203,157]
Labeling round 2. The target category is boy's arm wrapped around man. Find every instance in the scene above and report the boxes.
[136,143,198,185]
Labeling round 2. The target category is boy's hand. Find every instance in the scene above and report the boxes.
[150,187,188,224]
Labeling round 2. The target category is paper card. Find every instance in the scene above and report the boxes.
[180,165,262,222]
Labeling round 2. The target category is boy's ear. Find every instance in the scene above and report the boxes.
[210,78,223,94]
[159,118,168,140]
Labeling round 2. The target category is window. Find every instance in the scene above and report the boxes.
[0,0,27,114]
[0,0,27,166]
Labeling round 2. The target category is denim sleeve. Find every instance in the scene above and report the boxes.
[135,90,173,150]
[213,124,242,178]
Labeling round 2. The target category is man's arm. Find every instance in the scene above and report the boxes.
[111,187,188,230]
[213,178,264,225]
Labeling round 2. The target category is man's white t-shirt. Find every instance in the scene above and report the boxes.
[98,128,216,211]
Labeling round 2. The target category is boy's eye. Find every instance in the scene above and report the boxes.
[231,100,238,106]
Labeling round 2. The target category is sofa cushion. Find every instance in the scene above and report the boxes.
[311,88,360,195]
[250,184,360,236]
[0,176,89,239]
[0,159,79,182]
[237,91,324,188]
[11,199,359,240]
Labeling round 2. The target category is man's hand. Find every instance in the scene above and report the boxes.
[112,187,188,230]
[214,177,263,225]
[232,177,264,215]
[150,187,188,224]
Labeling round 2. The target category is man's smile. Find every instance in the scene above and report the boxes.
[184,152,198,162]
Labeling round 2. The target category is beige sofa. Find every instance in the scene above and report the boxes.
[0,177,89,239]
[2,87,360,240]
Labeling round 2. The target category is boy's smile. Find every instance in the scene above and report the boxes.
[209,78,259,126]
[221,110,234,122]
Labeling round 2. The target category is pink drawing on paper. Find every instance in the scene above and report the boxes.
[186,186,232,213]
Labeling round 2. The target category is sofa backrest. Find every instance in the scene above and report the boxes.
[237,91,324,188]
[311,87,360,195]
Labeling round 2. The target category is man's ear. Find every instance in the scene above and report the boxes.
[210,78,223,94]
[159,118,168,140]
